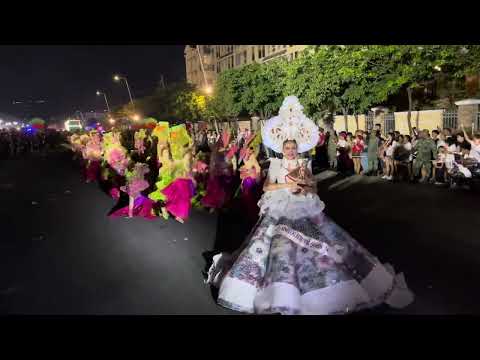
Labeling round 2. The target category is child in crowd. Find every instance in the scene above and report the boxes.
[352,133,365,175]
[327,132,338,169]
[382,133,397,181]
[432,146,447,185]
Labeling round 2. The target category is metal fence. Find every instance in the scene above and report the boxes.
[443,111,458,130]
[384,113,395,135]
[366,112,374,132]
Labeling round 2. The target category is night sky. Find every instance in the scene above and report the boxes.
[0,45,186,121]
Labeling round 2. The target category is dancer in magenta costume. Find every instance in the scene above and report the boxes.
[202,130,237,213]
[109,162,156,220]
[238,133,262,227]
[160,143,196,223]
[84,132,103,183]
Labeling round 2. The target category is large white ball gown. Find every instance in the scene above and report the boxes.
[206,158,414,315]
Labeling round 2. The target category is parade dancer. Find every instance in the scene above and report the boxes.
[84,131,103,183]
[159,124,196,223]
[201,130,237,213]
[237,132,262,227]
[205,96,414,315]
[103,131,129,201]
[110,162,155,219]
[148,122,175,219]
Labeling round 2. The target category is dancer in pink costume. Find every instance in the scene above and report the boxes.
[109,162,156,220]
[238,133,262,227]
[202,130,237,213]
[161,143,196,223]
[84,132,103,183]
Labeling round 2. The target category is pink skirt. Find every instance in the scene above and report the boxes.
[85,160,101,182]
[201,176,226,209]
[162,178,195,220]
[108,195,156,220]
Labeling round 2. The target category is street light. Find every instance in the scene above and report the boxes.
[96,90,111,113]
[204,85,213,95]
[132,114,140,121]
[109,118,116,125]
[195,46,212,96]
[113,74,134,106]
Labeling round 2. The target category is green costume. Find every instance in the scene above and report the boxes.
[412,138,437,178]
[367,134,379,173]
[327,136,337,168]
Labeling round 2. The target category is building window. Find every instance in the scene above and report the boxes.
[272,45,276,53]
[258,46,265,59]
[235,54,240,66]
[251,47,255,61]
[243,50,247,64]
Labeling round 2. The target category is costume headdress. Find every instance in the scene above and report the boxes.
[134,129,147,154]
[152,122,170,144]
[169,124,192,161]
[261,96,319,153]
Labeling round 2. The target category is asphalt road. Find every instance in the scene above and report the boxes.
[0,150,233,315]
[315,170,480,314]
[1,151,479,315]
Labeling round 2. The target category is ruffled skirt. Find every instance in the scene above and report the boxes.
[208,190,414,315]
[162,178,195,220]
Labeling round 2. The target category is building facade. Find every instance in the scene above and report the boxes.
[184,45,217,90]
[185,45,308,89]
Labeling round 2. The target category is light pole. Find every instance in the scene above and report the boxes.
[114,74,134,106]
[96,90,111,113]
[195,46,213,94]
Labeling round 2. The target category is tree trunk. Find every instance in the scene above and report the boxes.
[354,113,359,132]
[407,87,413,136]
[415,110,420,129]
[342,107,348,132]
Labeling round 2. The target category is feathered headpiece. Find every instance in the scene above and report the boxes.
[152,122,170,144]
[261,96,319,153]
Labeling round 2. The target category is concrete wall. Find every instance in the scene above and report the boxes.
[331,110,443,134]
[332,114,366,133]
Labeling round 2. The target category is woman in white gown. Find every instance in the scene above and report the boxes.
[206,96,414,315]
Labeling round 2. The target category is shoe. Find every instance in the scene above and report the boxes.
[381,175,388,179]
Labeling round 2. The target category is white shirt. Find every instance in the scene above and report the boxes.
[337,139,348,148]
[386,141,398,157]
[468,143,480,162]
[437,140,447,149]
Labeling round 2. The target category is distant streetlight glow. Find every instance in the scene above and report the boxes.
[109,118,115,124]
[204,86,213,95]
[96,90,111,113]
[132,114,140,121]
[113,74,134,107]
[434,65,442,72]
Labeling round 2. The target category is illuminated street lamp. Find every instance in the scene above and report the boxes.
[203,85,213,95]
[113,74,134,106]
[195,46,213,96]
[132,114,140,121]
[434,65,442,72]
[109,117,116,125]
[96,90,111,113]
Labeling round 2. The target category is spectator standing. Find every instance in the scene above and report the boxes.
[412,130,437,183]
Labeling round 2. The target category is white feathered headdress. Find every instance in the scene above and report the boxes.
[261,96,319,153]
